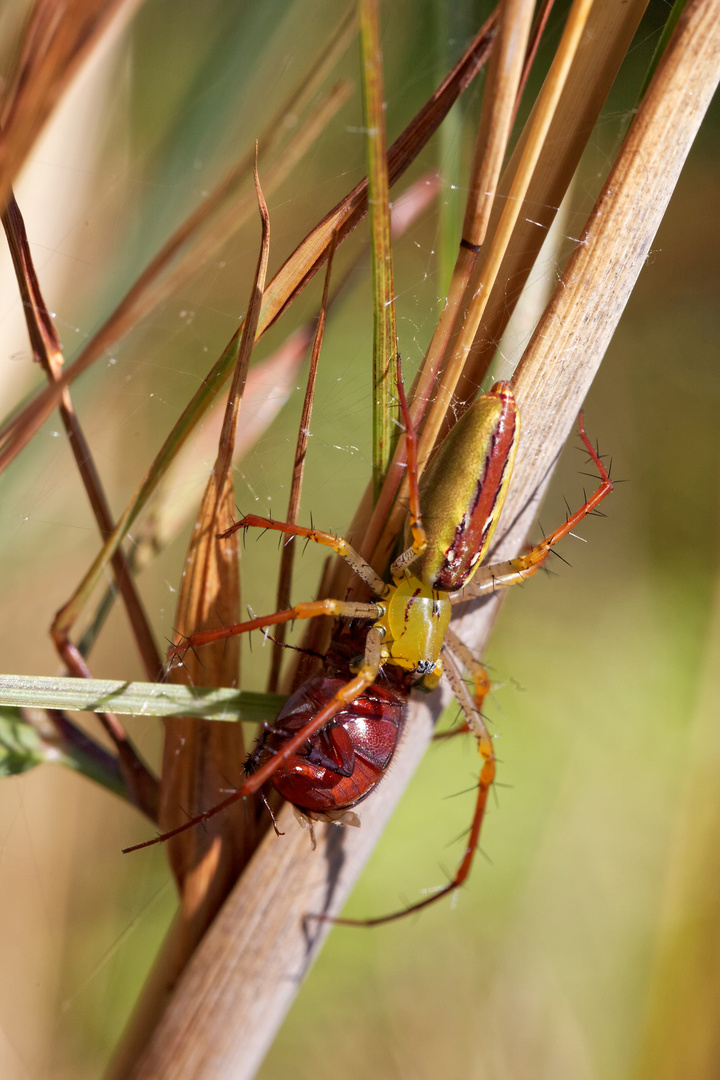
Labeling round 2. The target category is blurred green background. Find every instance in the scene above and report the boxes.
[0,1,718,1078]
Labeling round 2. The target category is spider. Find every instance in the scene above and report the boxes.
[125,376,612,923]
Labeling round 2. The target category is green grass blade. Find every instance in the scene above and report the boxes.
[359,0,397,498]
[0,674,285,723]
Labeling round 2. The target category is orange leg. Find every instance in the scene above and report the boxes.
[432,629,491,741]
[167,598,381,661]
[220,515,388,596]
[457,413,612,600]
[389,353,428,577]
[323,643,495,927]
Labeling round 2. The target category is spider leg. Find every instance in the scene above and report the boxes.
[455,413,612,600]
[167,598,381,661]
[221,515,388,596]
[443,627,491,715]
[322,641,495,927]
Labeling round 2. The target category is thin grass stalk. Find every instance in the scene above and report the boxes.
[300,0,652,597]
[459,0,650,394]
[2,193,163,681]
[78,338,311,659]
[119,3,720,1076]
[367,0,634,583]
[160,160,271,904]
[417,0,594,452]
[267,237,337,693]
[359,0,398,494]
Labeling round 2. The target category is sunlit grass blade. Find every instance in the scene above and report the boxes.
[359,0,397,495]
[0,674,284,722]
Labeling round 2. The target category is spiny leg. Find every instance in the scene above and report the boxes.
[433,628,492,740]
[457,413,612,600]
[324,643,496,927]
[125,628,385,854]
[221,515,388,596]
[167,598,381,661]
[444,627,492,714]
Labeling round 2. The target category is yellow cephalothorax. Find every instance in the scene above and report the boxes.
[376,574,452,686]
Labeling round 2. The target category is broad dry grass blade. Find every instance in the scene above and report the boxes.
[110,164,276,1080]
[161,162,271,905]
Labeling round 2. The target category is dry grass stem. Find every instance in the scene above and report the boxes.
[268,237,337,693]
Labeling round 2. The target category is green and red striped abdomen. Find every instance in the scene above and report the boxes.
[411,381,519,593]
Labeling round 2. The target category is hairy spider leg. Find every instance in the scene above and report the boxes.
[219,516,388,596]
[166,596,381,660]
[320,643,495,927]
[453,413,612,602]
